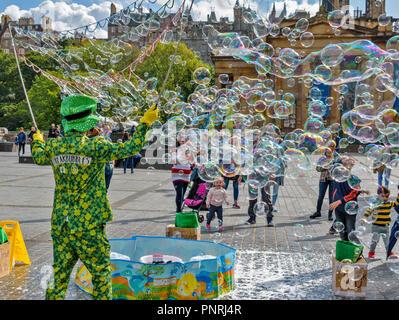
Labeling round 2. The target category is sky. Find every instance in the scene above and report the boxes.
[0,0,398,36]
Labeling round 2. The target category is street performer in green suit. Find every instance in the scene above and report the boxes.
[31,95,158,299]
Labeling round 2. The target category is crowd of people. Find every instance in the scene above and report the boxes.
[22,93,399,300]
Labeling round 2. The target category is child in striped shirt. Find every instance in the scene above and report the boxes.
[362,186,399,259]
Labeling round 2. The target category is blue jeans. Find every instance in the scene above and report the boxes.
[265,183,280,205]
[224,177,239,201]
[123,157,134,173]
[105,163,113,190]
[207,205,223,226]
[378,168,391,187]
[173,181,188,213]
[316,180,333,215]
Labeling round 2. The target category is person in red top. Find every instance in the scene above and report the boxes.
[171,135,193,213]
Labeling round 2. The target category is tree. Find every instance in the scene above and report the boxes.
[137,265,165,286]
[135,42,214,100]
[0,75,61,130]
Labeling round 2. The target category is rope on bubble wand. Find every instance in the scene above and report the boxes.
[9,26,38,129]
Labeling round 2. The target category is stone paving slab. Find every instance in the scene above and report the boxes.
[1,151,399,299]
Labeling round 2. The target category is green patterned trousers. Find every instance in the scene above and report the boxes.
[45,222,112,300]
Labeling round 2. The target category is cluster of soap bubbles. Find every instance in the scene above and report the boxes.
[12,0,399,245]
[13,0,189,118]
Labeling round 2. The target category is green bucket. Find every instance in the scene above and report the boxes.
[175,211,199,228]
[0,227,8,244]
[335,240,363,263]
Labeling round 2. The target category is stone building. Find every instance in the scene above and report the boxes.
[211,0,398,134]
[108,0,256,64]
[0,15,53,55]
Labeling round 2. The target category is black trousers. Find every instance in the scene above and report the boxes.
[173,180,189,213]
[248,188,273,223]
[334,208,356,241]
[18,143,25,155]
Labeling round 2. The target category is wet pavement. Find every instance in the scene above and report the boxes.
[1,151,399,300]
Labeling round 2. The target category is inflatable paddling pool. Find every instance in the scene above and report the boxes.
[74,236,236,300]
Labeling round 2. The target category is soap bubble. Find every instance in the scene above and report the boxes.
[295,18,309,33]
[378,14,391,27]
[328,10,345,28]
[345,201,359,215]
[300,32,314,48]
[321,44,344,67]
[338,138,349,149]
[294,223,305,238]
[193,67,211,85]
[218,74,230,84]
[254,201,267,216]
[348,231,362,245]
[332,221,345,232]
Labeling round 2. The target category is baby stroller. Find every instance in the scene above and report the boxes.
[182,170,210,224]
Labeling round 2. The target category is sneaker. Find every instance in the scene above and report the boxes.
[310,212,321,219]
[368,252,375,259]
[233,203,240,209]
[245,219,256,225]
[206,224,211,230]
[329,227,337,235]
[219,226,223,231]
[389,252,398,259]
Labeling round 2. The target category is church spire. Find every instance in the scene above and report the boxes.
[281,2,287,19]
[234,0,240,8]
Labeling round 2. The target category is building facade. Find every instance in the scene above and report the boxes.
[212,0,397,134]
[0,15,53,55]
[108,0,257,64]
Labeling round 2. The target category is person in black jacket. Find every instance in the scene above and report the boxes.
[28,127,36,154]
[329,156,370,241]
[48,123,57,139]
[17,127,26,156]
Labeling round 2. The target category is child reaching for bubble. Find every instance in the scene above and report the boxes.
[206,177,229,231]
[329,156,370,241]
[361,186,399,259]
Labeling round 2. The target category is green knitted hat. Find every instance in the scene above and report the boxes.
[60,95,99,133]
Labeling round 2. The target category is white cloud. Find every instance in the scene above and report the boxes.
[0,0,320,38]
[1,1,125,38]
[190,0,319,22]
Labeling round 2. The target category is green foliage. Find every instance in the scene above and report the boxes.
[0,40,214,130]
[0,48,59,130]
[0,75,61,130]
[135,42,214,99]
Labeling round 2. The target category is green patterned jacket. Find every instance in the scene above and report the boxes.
[31,123,149,235]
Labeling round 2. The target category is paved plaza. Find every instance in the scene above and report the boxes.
[1,150,399,300]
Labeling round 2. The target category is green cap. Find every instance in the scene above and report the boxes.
[60,95,99,133]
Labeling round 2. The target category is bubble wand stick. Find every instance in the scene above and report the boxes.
[9,26,38,129]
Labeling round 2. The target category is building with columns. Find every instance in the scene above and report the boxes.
[211,0,397,134]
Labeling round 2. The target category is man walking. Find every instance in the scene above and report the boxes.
[31,95,158,300]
